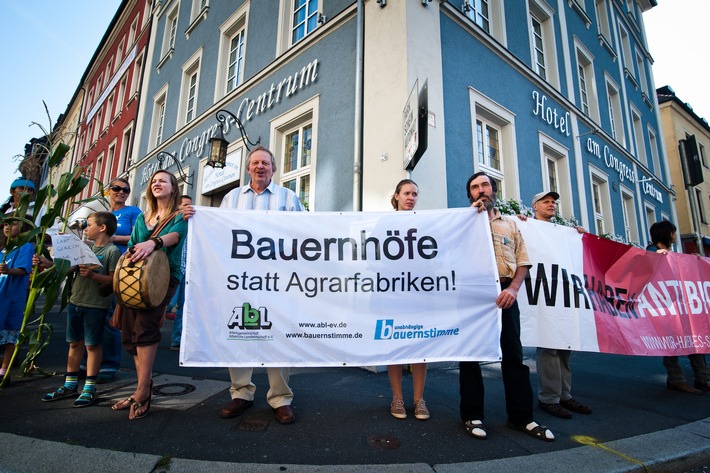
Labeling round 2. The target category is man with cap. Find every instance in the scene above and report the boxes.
[531,190,591,419]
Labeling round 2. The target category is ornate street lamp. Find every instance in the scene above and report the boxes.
[207,109,261,169]
[157,151,194,186]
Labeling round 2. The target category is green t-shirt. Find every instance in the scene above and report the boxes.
[69,242,121,310]
[128,212,188,280]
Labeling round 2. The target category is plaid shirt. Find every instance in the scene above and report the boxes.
[489,209,531,279]
[220,181,304,211]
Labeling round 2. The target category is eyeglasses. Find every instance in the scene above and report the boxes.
[110,185,131,194]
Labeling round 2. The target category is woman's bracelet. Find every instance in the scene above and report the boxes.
[150,236,164,249]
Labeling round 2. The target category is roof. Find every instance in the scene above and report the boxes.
[657,85,710,135]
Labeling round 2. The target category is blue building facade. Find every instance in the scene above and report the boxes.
[129,0,672,245]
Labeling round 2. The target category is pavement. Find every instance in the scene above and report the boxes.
[1,317,710,473]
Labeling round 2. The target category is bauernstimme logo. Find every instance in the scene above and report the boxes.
[228,303,273,330]
[374,319,460,340]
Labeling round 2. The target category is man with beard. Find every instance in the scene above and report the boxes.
[458,171,554,442]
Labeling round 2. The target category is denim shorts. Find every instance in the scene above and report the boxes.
[66,304,109,346]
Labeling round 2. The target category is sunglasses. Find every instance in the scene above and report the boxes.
[110,185,131,194]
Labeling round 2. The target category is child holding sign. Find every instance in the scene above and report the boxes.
[42,212,121,407]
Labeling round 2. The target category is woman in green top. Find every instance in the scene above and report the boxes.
[112,170,187,420]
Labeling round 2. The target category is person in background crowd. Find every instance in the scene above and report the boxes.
[111,170,187,420]
[386,179,430,421]
[647,220,710,395]
[91,178,142,383]
[183,145,303,425]
[459,172,554,442]
[529,191,592,419]
[167,194,192,351]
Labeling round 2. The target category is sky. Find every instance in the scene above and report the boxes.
[1,1,709,203]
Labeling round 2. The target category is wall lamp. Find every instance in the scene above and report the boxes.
[157,151,194,186]
[207,109,261,169]
[377,0,387,7]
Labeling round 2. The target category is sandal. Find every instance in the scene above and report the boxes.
[507,421,555,442]
[42,385,78,402]
[73,390,97,408]
[129,381,153,420]
[464,420,487,440]
[112,397,135,411]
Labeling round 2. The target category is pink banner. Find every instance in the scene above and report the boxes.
[583,235,710,356]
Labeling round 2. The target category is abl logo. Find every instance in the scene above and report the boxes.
[228,303,272,330]
[374,319,394,340]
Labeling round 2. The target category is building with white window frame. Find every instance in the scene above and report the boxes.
[125,0,673,246]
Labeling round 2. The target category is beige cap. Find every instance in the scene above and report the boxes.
[532,191,560,207]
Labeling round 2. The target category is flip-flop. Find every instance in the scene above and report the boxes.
[112,396,135,411]
[464,420,487,439]
[129,380,153,420]
[507,421,555,442]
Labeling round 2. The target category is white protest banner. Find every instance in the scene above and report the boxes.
[51,233,101,266]
[516,220,599,351]
[182,207,502,367]
[517,219,710,356]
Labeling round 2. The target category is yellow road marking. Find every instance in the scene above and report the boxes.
[572,435,649,473]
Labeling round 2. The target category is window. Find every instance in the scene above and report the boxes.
[187,0,209,37]
[129,17,139,47]
[626,0,637,21]
[106,141,117,184]
[648,127,661,177]
[631,107,646,165]
[464,0,491,33]
[151,86,168,149]
[216,6,248,100]
[106,57,114,81]
[117,37,126,63]
[590,168,612,235]
[618,25,633,78]
[271,96,319,210]
[117,74,127,116]
[539,133,573,218]
[281,123,312,206]
[104,93,115,128]
[700,142,707,168]
[528,0,559,88]
[118,123,133,174]
[621,187,638,243]
[161,3,179,61]
[606,78,625,146]
[179,51,202,125]
[277,0,322,54]
[644,204,656,241]
[696,188,707,224]
[226,29,245,93]
[470,88,520,198]
[95,154,104,191]
[476,119,501,172]
[595,0,611,41]
[635,50,648,96]
[292,0,319,45]
[131,53,144,98]
[575,44,599,122]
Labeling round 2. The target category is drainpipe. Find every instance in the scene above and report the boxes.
[352,0,364,211]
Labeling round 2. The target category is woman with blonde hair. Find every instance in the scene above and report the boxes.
[111,170,187,419]
[387,179,430,420]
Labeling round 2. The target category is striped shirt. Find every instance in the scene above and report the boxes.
[220,181,304,212]
[489,209,531,279]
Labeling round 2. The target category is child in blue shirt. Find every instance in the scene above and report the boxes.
[0,217,34,378]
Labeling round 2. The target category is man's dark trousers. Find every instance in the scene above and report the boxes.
[459,286,534,426]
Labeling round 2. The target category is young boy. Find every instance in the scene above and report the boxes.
[42,212,121,407]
